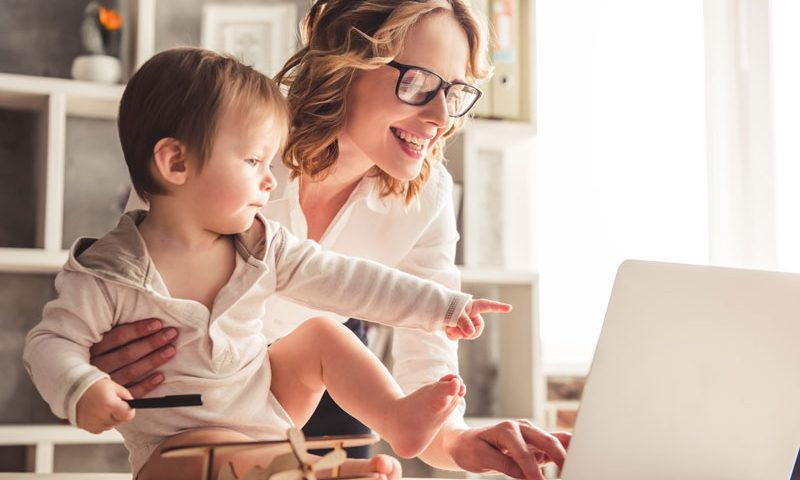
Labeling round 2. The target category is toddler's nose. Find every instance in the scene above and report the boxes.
[261,171,276,192]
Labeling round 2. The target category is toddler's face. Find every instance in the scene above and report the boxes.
[188,103,281,235]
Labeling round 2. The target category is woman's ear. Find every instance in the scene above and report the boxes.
[152,137,189,187]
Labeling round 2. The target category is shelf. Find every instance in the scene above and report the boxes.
[457,267,544,423]
[0,73,123,119]
[0,249,67,273]
[464,117,537,137]
[458,266,537,285]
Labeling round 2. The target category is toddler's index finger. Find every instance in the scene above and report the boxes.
[472,299,513,314]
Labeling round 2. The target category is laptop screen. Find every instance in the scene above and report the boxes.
[561,260,800,480]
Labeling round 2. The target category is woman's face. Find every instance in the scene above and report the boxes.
[341,10,471,181]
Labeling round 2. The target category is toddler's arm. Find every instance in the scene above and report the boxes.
[270,226,467,331]
[23,270,118,426]
[270,226,507,336]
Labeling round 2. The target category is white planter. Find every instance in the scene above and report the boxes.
[71,54,121,84]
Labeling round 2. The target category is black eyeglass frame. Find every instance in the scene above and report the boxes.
[387,60,482,118]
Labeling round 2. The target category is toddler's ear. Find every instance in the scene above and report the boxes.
[152,137,189,187]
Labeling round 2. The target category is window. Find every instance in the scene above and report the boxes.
[772,1,800,272]
[535,1,707,372]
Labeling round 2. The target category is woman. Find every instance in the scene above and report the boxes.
[93,1,569,478]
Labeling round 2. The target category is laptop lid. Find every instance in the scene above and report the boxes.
[561,260,800,480]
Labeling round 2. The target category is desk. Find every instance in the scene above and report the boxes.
[0,476,501,480]
[0,476,518,480]
[0,475,131,480]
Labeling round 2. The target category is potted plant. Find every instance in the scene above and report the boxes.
[70,1,123,84]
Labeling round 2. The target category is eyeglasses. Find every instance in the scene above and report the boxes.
[387,61,482,118]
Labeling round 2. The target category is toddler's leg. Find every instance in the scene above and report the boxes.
[269,316,465,458]
[137,428,273,480]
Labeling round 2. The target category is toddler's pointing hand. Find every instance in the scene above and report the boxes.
[445,298,512,340]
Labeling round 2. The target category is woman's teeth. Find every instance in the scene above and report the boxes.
[392,128,427,151]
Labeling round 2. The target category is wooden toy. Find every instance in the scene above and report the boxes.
[160,428,381,480]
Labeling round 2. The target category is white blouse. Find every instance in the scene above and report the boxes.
[261,161,466,419]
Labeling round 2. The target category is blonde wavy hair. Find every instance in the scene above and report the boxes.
[274,0,492,205]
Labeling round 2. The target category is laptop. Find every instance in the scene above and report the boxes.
[561,260,800,480]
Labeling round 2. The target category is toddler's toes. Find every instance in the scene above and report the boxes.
[437,374,463,397]
[369,454,401,480]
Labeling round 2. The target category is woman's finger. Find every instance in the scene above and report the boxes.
[465,440,526,479]
[518,422,568,469]
[124,372,166,399]
[106,343,176,388]
[489,423,546,480]
[89,318,163,357]
[554,431,572,447]
[91,327,177,375]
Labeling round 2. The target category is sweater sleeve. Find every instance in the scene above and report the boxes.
[23,270,114,426]
[271,226,471,332]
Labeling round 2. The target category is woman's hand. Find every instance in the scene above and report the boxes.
[89,318,178,398]
[446,420,571,480]
[445,299,512,340]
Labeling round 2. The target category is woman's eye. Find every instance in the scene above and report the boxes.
[245,158,261,167]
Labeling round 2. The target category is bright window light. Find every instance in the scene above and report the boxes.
[772,1,800,272]
[535,1,708,373]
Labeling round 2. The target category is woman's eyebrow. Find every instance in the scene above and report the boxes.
[440,70,468,84]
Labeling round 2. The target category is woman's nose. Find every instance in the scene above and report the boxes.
[422,90,451,128]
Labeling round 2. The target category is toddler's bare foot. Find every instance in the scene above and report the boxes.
[383,374,465,458]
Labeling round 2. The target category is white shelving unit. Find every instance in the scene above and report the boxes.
[447,119,542,424]
[460,267,545,422]
[0,73,124,273]
[0,0,155,273]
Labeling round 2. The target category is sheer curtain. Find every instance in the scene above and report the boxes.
[535,1,707,372]
[535,0,799,372]
[772,1,800,272]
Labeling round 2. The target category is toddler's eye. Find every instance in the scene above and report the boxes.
[244,158,261,167]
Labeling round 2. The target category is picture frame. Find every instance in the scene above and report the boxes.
[201,3,298,77]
